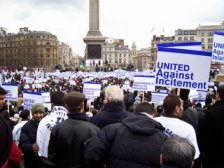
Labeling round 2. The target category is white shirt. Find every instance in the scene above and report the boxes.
[154,116,200,159]
[12,121,28,146]
[36,106,68,158]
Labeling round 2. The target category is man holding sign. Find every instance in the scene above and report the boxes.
[0,87,7,114]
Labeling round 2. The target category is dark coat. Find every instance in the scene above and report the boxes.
[85,113,168,168]
[48,112,100,168]
[92,102,130,129]
[181,99,199,130]
[202,100,224,168]
[19,119,43,168]
[0,116,12,167]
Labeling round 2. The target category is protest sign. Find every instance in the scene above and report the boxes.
[151,92,168,104]
[83,82,101,99]
[1,84,18,101]
[155,47,212,91]
[41,92,51,103]
[23,92,43,111]
[212,31,224,63]
[157,42,202,50]
[133,75,155,91]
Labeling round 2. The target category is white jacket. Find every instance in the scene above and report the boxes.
[154,116,200,159]
[36,106,68,158]
[13,120,28,146]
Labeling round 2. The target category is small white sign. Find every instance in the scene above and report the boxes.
[133,75,155,91]
[23,92,43,111]
[41,92,51,103]
[197,90,208,101]
[83,82,101,99]
[151,92,168,104]
[1,84,18,101]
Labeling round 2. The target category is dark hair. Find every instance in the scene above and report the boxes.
[163,94,181,115]
[217,85,224,100]
[178,88,190,101]
[134,102,155,115]
[161,136,195,168]
[51,91,65,106]
[19,109,30,120]
[0,87,7,95]
[195,102,202,108]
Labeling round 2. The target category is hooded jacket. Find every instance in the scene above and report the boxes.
[85,113,168,168]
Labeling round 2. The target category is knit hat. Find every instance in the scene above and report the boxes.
[31,103,45,114]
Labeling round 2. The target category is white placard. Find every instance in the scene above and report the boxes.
[155,47,212,91]
[122,84,131,91]
[1,84,18,101]
[23,92,43,111]
[197,90,208,101]
[212,32,224,63]
[41,92,51,103]
[151,92,168,104]
[157,42,202,50]
[83,82,101,99]
[43,102,52,112]
[133,75,155,91]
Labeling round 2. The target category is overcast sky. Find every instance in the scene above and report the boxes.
[0,0,223,56]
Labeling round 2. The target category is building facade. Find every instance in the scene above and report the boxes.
[132,47,152,71]
[196,22,224,51]
[0,27,59,71]
[102,38,132,68]
[58,42,73,69]
[151,35,175,69]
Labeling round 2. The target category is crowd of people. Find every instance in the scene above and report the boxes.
[0,68,224,168]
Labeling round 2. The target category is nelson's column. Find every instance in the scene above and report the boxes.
[83,0,105,68]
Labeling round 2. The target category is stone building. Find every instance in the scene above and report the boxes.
[151,35,175,69]
[58,42,73,69]
[132,46,152,71]
[0,27,59,71]
[196,22,224,51]
[102,38,132,68]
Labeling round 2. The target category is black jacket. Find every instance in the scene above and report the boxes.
[19,119,43,168]
[48,112,100,168]
[0,116,12,167]
[85,113,168,168]
[92,102,130,129]
[203,100,224,168]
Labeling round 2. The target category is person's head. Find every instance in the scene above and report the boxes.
[156,105,163,115]
[0,87,7,109]
[163,94,183,118]
[64,91,85,113]
[51,91,66,107]
[178,89,190,101]
[134,102,155,116]
[195,102,202,108]
[19,109,30,120]
[31,103,45,123]
[160,136,195,168]
[216,85,224,101]
[104,85,124,103]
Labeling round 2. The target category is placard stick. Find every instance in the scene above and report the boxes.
[7,100,10,113]
[177,88,181,96]
[142,91,145,102]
